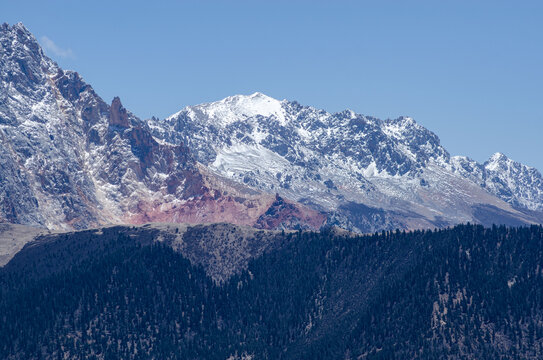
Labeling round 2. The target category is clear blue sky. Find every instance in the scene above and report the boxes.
[3,1,543,170]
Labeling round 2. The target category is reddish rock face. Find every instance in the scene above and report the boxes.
[109,97,130,128]
[125,191,325,231]
[125,194,268,226]
[254,194,326,230]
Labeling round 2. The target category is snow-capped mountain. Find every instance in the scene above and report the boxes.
[1,22,541,233]
[452,153,543,212]
[0,23,323,230]
[150,93,543,232]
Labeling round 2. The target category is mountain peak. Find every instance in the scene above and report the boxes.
[109,96,131,128]
[1,22,51,69]
[481,152,543,211]
[385,115,416,126]
[1,22,37,46]
[221,91,279,104]
[12,22,31,33]
[488,152,508,162]
[1,22,29,33]
[485,153,511,171]
[248,91,271,99]
[485,152,537,172]
[184,92,286,126]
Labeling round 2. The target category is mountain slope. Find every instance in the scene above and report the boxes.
[2,224,543,359]
[1,22,541,233]
[1,222,290,283]
[453,153,543,211]
[0,23,323,231]
[150,93,542,231]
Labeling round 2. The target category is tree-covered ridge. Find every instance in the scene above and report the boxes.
[1,224,543,359]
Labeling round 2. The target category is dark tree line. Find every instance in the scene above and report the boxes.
[1,224,543,359]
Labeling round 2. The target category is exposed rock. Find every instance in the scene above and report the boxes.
[255,194,326,230]
[0,23,323,232]
[108,96,131,128]
[1,22,542,233]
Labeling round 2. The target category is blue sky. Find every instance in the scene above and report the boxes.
[3,1,543,170]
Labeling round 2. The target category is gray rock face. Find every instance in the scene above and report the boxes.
[452,153,543,211]
[1,23,99,227]
[0,23,208,229]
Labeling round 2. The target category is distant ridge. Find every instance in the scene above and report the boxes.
[1,22,542,232]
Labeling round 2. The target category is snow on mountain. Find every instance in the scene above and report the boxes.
[0,23,323,231]
[452,153,543,212]
[1,22,541,233]
[152,93,542,232]
[171,92,287,127]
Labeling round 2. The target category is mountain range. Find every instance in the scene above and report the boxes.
[1,22,543,233]
[2,22,543,360]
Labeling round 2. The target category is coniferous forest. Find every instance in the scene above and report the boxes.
[2,224,543,359]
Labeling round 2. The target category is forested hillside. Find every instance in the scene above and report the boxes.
[1,224,543,359]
